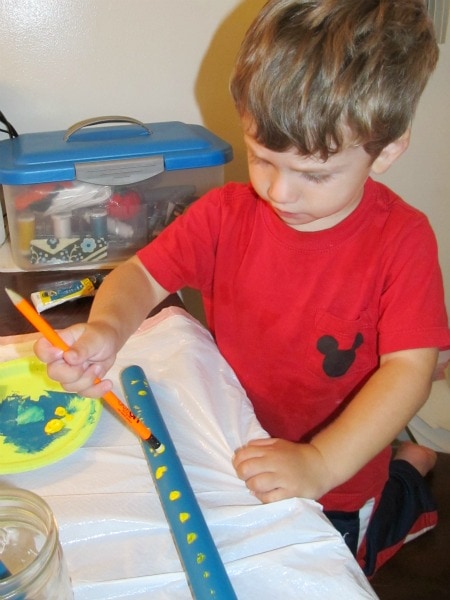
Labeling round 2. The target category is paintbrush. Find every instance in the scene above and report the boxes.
[4,287,162,452]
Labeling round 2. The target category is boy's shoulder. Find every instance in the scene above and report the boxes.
[198,181,260,215]
[220,181,258,201]
[181,181,261,234]
[366,178,430,228]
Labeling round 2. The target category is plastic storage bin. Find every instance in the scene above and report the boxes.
[0,117,232,270]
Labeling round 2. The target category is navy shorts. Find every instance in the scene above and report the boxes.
[325,459,437,577]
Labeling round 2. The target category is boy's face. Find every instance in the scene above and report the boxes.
[244,125,375,232]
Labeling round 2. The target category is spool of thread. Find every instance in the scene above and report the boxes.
[17,212,36,255]
[107,217,134,239]
[51,212,72,238]
[89,208,108,239]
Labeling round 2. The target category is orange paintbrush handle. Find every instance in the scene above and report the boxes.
[4,287,161,449]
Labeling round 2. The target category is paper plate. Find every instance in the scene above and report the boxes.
[0,356,102,474]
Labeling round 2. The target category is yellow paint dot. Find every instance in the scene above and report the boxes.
[187,532,197,544]
[155,466,167,480]
[196,553,206,564]
[169,490,181,501]
[138,390,147,396]
[203,571,210,579]
[54,406,67,417]
[179,512,190,523]
[155,443,165,455]
[44,419,65,435]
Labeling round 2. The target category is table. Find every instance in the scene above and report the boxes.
[0,269,183,335]
[0,271,378,599]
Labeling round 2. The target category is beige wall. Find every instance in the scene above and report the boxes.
[1,0,448,306]
[373,38,450,308]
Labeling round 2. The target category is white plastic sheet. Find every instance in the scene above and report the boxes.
[0,307,378,599]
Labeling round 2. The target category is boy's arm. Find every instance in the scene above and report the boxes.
[233,346,438,503]
[310,346,438,489]
[87,255,169,349]
[34,255,170,398]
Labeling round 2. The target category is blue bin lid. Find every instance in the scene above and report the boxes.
[0,120,233,185]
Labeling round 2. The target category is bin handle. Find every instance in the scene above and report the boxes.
[64,115,152,141]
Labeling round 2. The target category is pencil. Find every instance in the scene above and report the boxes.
[4,287,162,451]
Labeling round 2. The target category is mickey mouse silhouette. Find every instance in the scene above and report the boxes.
[317,332,364,377]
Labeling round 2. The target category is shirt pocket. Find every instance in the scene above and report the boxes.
[305,309,377,381]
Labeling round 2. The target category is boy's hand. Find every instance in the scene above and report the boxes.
[33,256,171,400]
[233,438,331,503]
[33,321,118,399]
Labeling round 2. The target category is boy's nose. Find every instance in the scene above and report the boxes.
[268,176,297,206]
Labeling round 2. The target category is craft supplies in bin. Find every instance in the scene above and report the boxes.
[0,116,232,270]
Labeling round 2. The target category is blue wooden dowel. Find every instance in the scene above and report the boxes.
[120,365,238,600]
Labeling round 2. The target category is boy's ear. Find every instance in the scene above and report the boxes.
[370,129,411,175]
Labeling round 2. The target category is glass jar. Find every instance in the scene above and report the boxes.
[0,487,73,599]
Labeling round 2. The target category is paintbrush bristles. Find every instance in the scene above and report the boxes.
[4,287,23,305]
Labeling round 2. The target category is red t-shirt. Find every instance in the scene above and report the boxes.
[138,178,450,510]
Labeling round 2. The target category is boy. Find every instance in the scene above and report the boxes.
[35,0,450,576]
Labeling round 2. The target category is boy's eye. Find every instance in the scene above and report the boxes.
[303,172,330,183]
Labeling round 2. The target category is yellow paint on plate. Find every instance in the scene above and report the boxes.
[44,419,66,435]
[0,356,102,474]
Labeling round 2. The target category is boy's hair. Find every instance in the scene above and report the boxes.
[230,0,439,159]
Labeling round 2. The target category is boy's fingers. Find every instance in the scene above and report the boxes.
[34,337,64,361]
